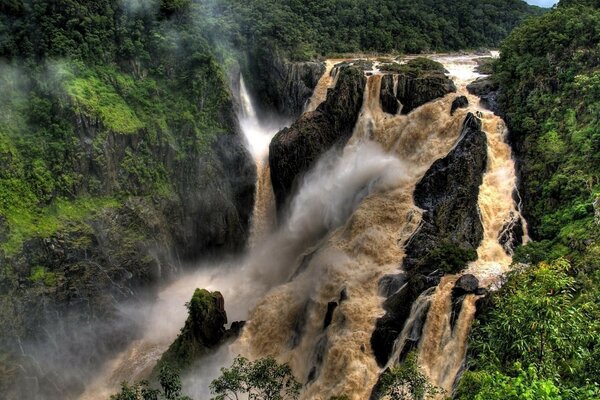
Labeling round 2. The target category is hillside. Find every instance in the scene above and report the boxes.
[457,1,600,398]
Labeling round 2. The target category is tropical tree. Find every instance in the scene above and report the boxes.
[210,356,302,400]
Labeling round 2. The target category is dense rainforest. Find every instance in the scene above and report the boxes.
[1,0,599,399]
[457,1,600,398]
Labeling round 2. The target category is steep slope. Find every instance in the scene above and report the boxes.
[0,2,255,399]
[457,1,600,398]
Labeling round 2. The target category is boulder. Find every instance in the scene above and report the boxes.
[453,274,480,296]
[269,66,367,214]
[451,95,469,115]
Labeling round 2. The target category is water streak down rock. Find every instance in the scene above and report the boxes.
[371,113,488,367]
[269,67,367,216]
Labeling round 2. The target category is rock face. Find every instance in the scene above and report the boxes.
[156,289,243,373]
[269,66,367,213]
[396,73,457,114]
[451,95,469,115]
[466,77,499,96]
[467,77,501,114]
[380,74,400,114]
[245,50,325,118]
[380,72,456,115]
[403,113,487,275]
[0,88,256,400]
[371,113,488,366]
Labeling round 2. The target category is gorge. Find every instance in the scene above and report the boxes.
[1,1,598,399]
[78,54,528,400]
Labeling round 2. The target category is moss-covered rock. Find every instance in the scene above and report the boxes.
[155,289,243,374]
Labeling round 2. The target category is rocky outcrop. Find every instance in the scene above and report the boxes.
[371,273,440,366]
[380,70,456,115]
[155,289,243,373]
[370,113,488,366]
[450,274,486,330]
[467,77,501,114]
[244,49,325,118]
[269,66,367,214]
[403,113,487,275]
[0,83,256,400]
[451,96,469,115]
[380,74,400,115]
[396,72,456,114]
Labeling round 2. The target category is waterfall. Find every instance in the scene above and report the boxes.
[81,55,527,400]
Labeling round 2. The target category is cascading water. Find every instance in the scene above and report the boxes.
[81,54,527,400]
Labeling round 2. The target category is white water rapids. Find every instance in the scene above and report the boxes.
[81,53,527,400]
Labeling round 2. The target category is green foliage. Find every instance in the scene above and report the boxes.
[110,366,191,400]
[457,364,563,400]
[197,0,542,60]
[28,266,57,287]
[463,4,600,397]
[422,241,478,273]
[379,352,441,400]
[495,2,600,250]
[470,259,596,378]
[210,356,302,400]
[379,57,446,75]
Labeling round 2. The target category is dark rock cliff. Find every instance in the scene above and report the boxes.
[0,92,256,400]
[371,113,488,366]
[269,66,367,215]
[244,49,325,118]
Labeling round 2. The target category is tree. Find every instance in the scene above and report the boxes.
[470,259,596,378]
[210,356,302,400]
[110,365,191,400]
[379,352,441,400]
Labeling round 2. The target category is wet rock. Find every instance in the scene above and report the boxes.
[403,113,488,275]
[480,90,502,115]
[378,273,407,297]
[371,273,438,366]
[156,289,241,373]
[269,66,367,214]
[395,72,456,114]
[370,114,488,368]
[290,300,312,349]
[466,76,498,96]
[323,301,338,329]
[451,95,469,115]
[380,75,400,114]
[498,211,524,255]
[453,274,480,296]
